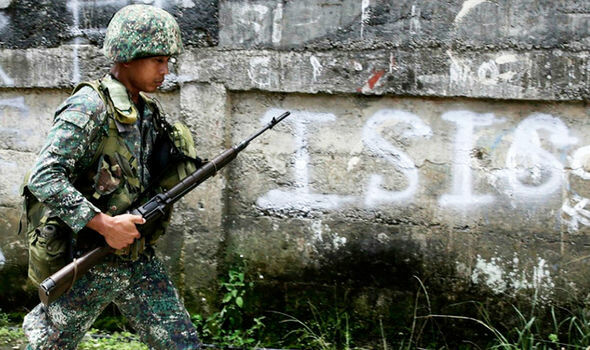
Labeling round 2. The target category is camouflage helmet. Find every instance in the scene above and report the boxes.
[103,4,183,62]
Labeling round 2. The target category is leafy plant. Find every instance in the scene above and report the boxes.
[192,261,265,347]
[0,326,25,346]
[0,309,9,328]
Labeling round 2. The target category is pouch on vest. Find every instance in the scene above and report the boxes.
[92,153,136,216]
[27,220,71,287]
[19,179,72,287]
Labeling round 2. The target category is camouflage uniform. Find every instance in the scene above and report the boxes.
[22,5,200,349]
[23,253,199,349]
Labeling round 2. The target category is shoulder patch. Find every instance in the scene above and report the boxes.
[55,86,107,130]
[57,110,91,130]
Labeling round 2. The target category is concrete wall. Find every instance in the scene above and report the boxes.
[1,0,590,323]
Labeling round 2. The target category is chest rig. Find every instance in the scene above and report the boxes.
[73,76,175,259]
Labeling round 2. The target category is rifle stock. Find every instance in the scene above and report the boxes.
[38,111,291,305]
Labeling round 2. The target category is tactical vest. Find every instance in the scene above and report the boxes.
[20,76,199,286]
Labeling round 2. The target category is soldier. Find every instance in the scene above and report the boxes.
[21,4,201,349]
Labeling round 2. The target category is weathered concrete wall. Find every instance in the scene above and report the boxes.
[1,0,590,327]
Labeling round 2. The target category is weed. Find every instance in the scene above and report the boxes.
[78,330,147,350]
[277,301,366,350]
[192,260,266,348]
[0,326,25,347]
[0,310,9,328]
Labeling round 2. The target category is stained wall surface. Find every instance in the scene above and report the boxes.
[1,0,590,317]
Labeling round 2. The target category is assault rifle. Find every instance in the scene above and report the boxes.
[38,111,291,305]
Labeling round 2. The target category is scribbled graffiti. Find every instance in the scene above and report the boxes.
[248,57,274,89]
[230,3,271,45]
[448,51,528,91]
[309,56,322,83]
[562,145,590,231]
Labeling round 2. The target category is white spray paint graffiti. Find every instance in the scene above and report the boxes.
[256,108,356,212]
[137,0,163,7]
[179,0,196,8]
[409,4,421,34]
[256,107,586,214]
[0,97,30,174]
[449,51,524,88]
[248,57,273,89]
[309,56,323,83]
[0,96,29,114]
[439,111,504,208]
[137,0,196,8]
[389,52,398,73]
[562,195,590,231]
[0,64,14,86]
[0,0,9,31]
[363,109,432,207]
[454,0,491,24]
[562,145,590,231]
[360,0,370,39]
[470,254,555,301]
[477,60,499,85]
[570,145,590,181]
[310,220,347,251]
[505,113,577,198]
[272,2,283,45]
[236,4,270,44]
[0,12,8,31]
[67,0,82,84]
[448,51,469,85]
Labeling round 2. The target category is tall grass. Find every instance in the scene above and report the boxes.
[276,277,590,349]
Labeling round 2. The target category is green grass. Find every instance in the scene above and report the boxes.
[78,330,147,350]
[4,302,590,349]
[0,326,146,350]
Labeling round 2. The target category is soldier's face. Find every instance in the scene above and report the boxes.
[124,56,171,93]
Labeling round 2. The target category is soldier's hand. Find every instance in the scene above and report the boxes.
[87,212,145,250]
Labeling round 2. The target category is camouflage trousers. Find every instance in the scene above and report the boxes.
[22,252,200,350]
